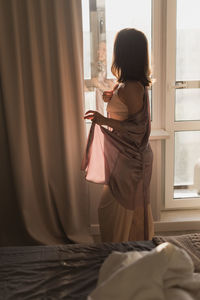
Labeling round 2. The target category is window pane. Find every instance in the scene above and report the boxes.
[176,0,200,81]
[84,91,96,112]
[175,89,200,121]
[174,131,200,199]
[84,90,96,134]
[82,0,91,79]
[105,0,151,78]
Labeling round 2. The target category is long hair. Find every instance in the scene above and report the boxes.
[111,28,151,86]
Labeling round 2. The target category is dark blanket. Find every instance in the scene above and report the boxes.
[153,233,200,272]
[0,241,155,300]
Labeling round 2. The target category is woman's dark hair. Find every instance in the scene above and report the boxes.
[111,28,151,86]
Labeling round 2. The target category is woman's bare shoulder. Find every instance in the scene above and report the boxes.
[119,81,144,95]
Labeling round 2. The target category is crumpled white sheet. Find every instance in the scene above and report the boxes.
[88,242,200,300]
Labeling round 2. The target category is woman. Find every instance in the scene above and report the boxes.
[83,28,154,242]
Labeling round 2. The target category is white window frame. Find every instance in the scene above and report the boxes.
[165,0,200,209]
[151,0,165,131]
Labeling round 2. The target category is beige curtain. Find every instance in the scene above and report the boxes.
[0,0,92,246]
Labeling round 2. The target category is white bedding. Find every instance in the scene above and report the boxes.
[88,242,200,300]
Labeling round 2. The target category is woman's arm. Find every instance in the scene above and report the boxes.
[84,111,124,131]
[84,81,144,130]
[102,84,119,102]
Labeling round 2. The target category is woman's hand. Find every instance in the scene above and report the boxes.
[84,110,106,126]
[102,84,119,102]
[102,90,113,102]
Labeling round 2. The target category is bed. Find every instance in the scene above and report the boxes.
[0,234,200,300]
[0,240,155,300]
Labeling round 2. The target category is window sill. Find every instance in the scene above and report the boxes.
[150,129,170,140]
[91,211,200,236]
[154,209,200,233]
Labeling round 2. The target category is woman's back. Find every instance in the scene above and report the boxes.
[107,81,145,121]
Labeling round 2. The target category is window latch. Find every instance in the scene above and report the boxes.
[173,81,187,89]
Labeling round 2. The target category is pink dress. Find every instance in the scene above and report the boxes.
[82,83,154,242]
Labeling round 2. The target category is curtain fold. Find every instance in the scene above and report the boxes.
[0,0,92,245]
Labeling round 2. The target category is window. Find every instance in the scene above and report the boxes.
[165,0,200,208]
[81,0,200,210]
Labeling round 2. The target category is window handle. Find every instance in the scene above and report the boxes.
[172,81,187,89]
